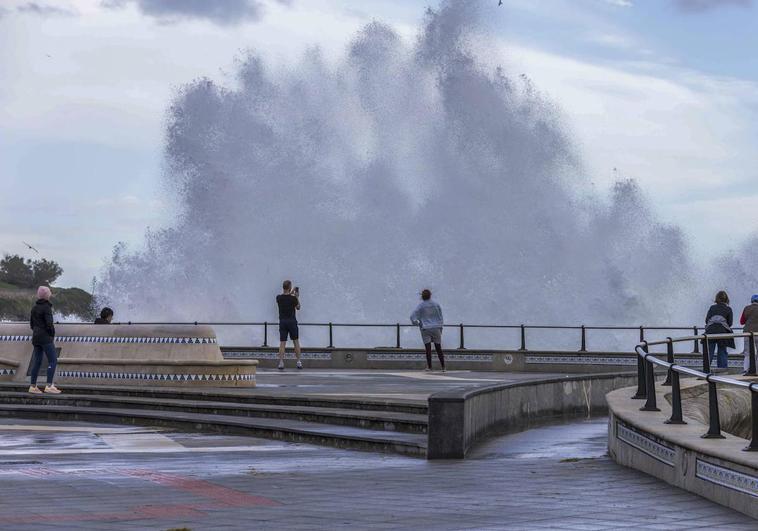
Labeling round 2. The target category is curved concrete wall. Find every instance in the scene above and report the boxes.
[607,385,758,519]
[427,372,637,459]
[0,323,256,387]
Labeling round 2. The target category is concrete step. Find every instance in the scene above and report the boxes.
[0,403,428,457]
[0,383,427,415]
[0,392,427,433]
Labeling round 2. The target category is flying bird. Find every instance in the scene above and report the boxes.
[22,242,39,254]
[498,0,503,5]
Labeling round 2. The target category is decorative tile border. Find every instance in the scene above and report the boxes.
[0,335,216,345]
[0,368,16,376]
[527,356,741,368]
[616,420,676,467]
[57,370,254,382]
[224,351,331,360]
[368,352,493,362]
[528,356,636,366]
[696,459,758,497]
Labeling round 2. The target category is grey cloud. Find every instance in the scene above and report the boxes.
[674,0,752,11]
[16,2,78,17]
[102,0,288,26]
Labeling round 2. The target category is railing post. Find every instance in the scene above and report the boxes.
[664,370,686,425]
[396,323,401,349]
[632,343,647,400]
[459,323,465,350]
[328,322,334,349]
[519,324,526,351]
[744,386,758,451]
[702,378,725,439]
[747,332,757,376]
[639,326,645,343]
[692,326,700,353]
[702,335,711,374]
[262,321,268,347]
[640,355,660,412]
[663,337,674,386]
[579,325,587,352]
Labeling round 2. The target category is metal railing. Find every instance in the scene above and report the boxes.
[0,320,745,351]
[633,332,757,452]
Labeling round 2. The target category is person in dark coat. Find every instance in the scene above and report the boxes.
[705,290,734,369]
[28,286,61,394]
[94,307,114,324]
[739,294,758,373]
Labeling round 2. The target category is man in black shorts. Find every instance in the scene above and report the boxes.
[276,280,302,370]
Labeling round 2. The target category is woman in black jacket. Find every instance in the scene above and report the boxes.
[28,286,61,394]
[705,290,734,369]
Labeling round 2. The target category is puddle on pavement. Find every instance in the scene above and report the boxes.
[468,418,609,461]
[0,431,110,451]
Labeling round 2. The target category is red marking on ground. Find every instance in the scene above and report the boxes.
[0,466,280,524]
[124,469,281,507]
[133,503,206,519]
[15,466,58,478]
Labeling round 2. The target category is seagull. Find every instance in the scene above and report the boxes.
[22,242,39,254]
[498,0,503,5]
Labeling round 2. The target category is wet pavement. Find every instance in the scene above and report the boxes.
[0,418,754,530]
[249,369,568,403]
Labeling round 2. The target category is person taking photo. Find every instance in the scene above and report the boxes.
[276,280,302,370]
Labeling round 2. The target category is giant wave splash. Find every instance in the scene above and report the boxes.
[96,1,756,346]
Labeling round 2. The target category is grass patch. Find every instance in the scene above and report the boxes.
[0,286,93,320]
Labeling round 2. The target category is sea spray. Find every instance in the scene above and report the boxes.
[96,0,752,349]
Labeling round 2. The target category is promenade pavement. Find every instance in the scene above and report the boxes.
[0,369,754,529]
[248,368,570,402]
[0,417,754,530]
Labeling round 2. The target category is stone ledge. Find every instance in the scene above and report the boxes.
[607,384,758,519]
[59,358,258,366]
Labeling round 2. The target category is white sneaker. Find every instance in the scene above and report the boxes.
[44,385,61,394]
[424,367,431,372]
[296,361,303,370]
[277,360,284,371]
[28,386,42,394]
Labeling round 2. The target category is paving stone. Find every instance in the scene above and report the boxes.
[0,403,754,529]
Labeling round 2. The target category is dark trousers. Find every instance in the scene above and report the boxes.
[708,341,729,369]
[424,343,445,369]
[30,342,58,386]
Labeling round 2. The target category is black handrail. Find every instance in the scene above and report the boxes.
[634,331,757,452]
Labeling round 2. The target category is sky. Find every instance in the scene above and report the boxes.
[1,0,757,288]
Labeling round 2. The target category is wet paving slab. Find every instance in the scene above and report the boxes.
[248,369,569,402]
[0,418,754,530]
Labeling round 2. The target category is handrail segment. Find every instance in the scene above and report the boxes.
[633,332,757,452]
[0,320,747,352]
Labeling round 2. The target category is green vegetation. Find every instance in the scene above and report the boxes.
[0,254,94,321]
[0,254,63,288]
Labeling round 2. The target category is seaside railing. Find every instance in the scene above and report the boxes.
[633,332,757,452]
[2,320,746,352]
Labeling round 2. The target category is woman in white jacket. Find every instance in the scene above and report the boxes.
[410,289,445,372]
